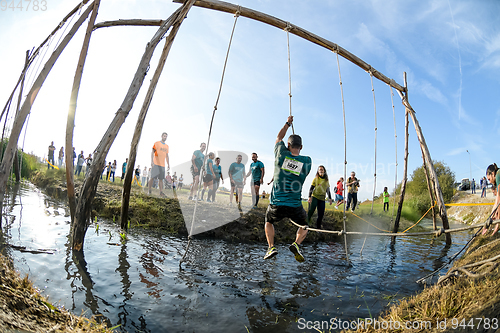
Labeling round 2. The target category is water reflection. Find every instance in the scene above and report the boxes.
[1,183,477,333]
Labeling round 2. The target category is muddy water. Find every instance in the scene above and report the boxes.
[1,182,474,332]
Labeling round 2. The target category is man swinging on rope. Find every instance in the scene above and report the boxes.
[264,116,312,262]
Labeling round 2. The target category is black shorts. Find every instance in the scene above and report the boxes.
[231,180,244,189]
[190,165,200,178]
[253,180,261,187]
[151,165,165,180]
[265,204,307,225]
[203,174,213,183]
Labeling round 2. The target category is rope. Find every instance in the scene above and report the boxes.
[389,86,398,222]
[361,71,378,255]
[288,217,500,238]
[180,9,239,267]
[416,202,500,284]
[445,202,494,206]
[351,211,392,233]
[335,50,349,263]
[401,203,435,233]
[284,22,294,134]
[369,72,377,215]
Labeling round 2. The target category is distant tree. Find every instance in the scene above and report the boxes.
[407,161,455,203]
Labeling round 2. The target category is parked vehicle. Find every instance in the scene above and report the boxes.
[457,178,470,191]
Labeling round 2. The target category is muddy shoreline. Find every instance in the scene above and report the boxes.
[30,170,350,244]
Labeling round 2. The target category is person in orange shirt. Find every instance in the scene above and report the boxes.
[148,132,170,197]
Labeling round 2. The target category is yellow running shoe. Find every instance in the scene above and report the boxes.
[289,242,305,262]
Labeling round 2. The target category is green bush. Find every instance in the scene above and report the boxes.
[0,139,40,179]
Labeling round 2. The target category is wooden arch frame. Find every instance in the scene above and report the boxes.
[0,0,451,252]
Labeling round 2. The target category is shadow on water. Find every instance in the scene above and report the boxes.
[1,182,477,332]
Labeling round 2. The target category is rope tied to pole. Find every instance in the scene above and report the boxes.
[334,50,349,262]
[285,21,294,134]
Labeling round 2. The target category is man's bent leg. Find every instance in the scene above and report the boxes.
[295,228,308,245]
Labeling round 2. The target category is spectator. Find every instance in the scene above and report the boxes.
[142,166,148,187]
[383,186,390,212]
[346,171,360,212]
[75,151,85,176]
[121,158,128,182]
[307,165,332,229]
[58,146,64,168]
[47,141,56,169]
[85,154,92,176]
[110,160,116,182]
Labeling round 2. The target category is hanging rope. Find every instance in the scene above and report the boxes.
[284,22,295,134]
[361,71,378,255]
[334,49,349,263]
[180,8,240,267]
[389,86,398,222]
[369,72,377,214]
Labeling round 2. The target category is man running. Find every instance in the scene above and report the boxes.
[148,132,170,197]
[189,142,206,200]
[246,153,265,208]
[228,154,246,209]
[211,157,224,202]
[264,116,312,262]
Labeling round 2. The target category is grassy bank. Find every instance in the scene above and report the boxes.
[0,253,114,332]
[343,192,499,333]
[29,166,426,244]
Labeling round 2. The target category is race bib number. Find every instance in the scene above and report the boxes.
[281,156,303,175]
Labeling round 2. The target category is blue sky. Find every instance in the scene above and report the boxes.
[1,0,499,200]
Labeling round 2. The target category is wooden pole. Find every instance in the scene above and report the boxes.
[94,19,164,30]
[393,105,409,239]
[71,3,192,252]
[405,103,451,244]
[395,73,451,244]
[120,5,191,230]
[421,148,437,230]
[172,0,405,93]
[12,51,30,182]
[26,1,90,70]
[65,0,101,222]
[0,2,95,213]
[1,1,89,125]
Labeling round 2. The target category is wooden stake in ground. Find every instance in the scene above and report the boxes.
[71,2,195,252]
[421,147,437,230]
[65,0,101,222]
[0,2,95,213]
[121,5,192,230]
[12,51,30,182]
[393,105,409,239]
